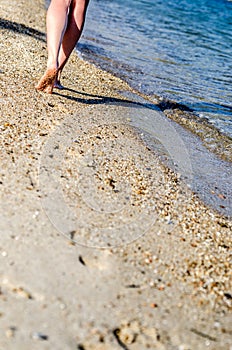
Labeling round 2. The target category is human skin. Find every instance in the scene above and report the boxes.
[36,0,89,93]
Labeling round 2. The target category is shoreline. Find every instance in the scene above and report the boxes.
[46,0,232,163]
[78,46,232,164]
[0,0,232,349]
[74,43,232,217]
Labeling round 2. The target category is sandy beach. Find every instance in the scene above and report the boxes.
[0,0,232,349]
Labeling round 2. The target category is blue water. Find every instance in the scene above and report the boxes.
[78,0,232,137]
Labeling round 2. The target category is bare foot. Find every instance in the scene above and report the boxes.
[36,68,58,94]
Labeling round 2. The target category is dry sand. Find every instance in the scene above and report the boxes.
[0,0,231,349]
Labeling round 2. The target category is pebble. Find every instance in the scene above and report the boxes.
[31,332,49,341]
[5,326,17,338]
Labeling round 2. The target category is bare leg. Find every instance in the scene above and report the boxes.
[54,0,89,88]
[36,0,72,93]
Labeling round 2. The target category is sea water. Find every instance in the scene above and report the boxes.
[78,0,232,138]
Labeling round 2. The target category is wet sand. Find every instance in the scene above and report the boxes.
[0,0,231,349]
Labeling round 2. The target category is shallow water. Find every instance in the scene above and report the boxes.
[78,0,232,137]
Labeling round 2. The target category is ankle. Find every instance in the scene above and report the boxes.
[57,69,62,82]
[47,57,58,71]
